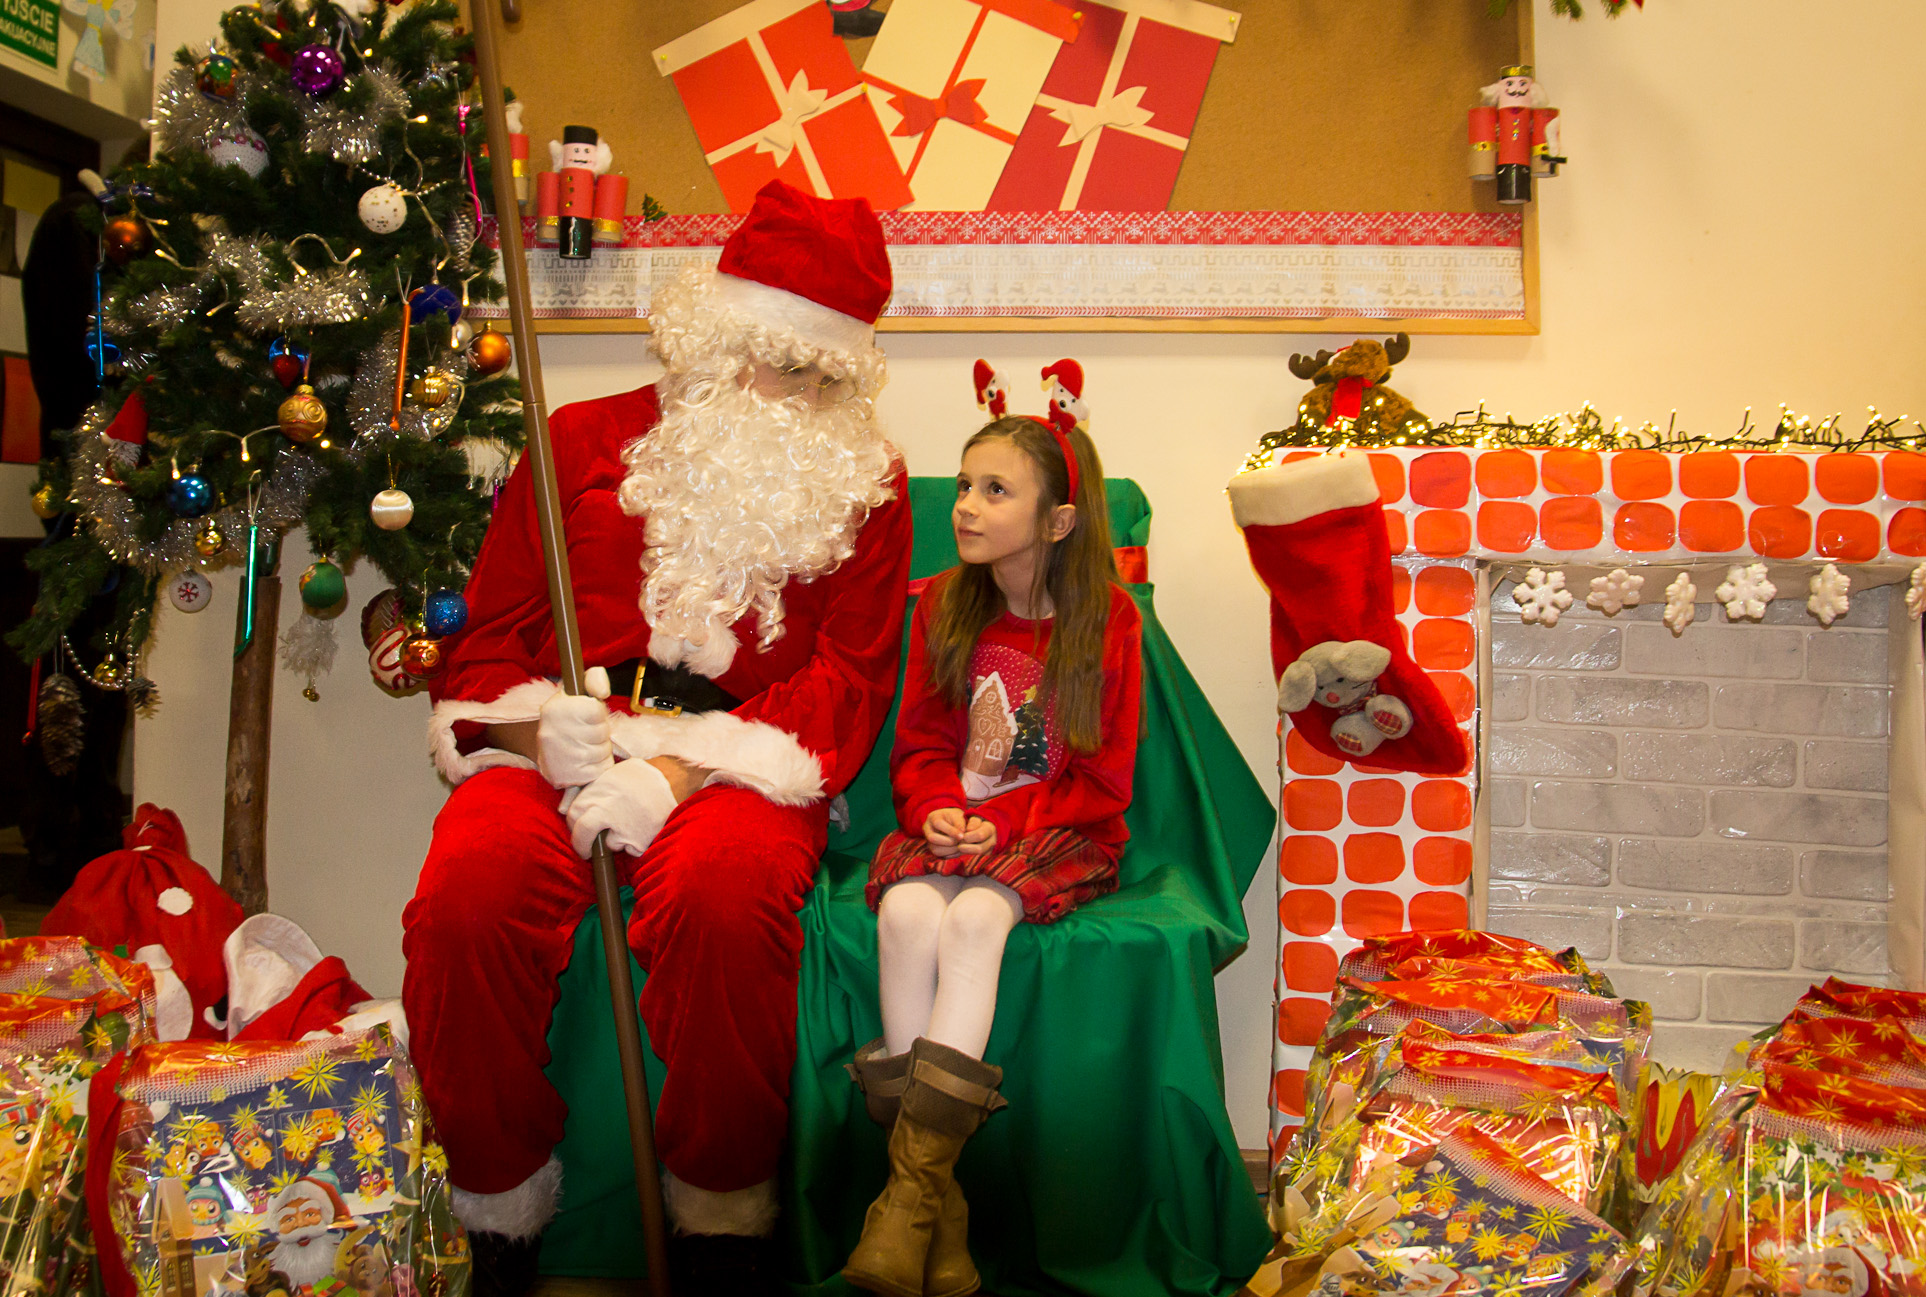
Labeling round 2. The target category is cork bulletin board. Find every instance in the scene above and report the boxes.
[478,0,1537,334]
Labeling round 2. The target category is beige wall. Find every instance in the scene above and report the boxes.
[0,0,154,138]
[128,0,1926,1147]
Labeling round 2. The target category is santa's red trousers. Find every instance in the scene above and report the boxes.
[401,766,827,1197]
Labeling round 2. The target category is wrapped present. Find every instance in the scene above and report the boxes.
[1260,1129,1632,1297]
[1631,1064,1926,1297]
[1339,931,1589,984]
[859,0,1082,211]
[0,941,157,1297]
[654,0,913,214]
[985,0,1239,212]
[91,1027,468,1297]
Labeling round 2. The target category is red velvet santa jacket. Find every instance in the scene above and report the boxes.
[427,383,913,806]
[890,574,1142,851]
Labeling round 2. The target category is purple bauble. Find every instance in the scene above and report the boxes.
[290,44,346,96]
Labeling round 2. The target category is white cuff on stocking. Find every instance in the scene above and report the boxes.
[1228,450,1381,528]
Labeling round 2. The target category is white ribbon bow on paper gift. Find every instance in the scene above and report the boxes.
[1050,84,1155,146]
[756,71,831,165]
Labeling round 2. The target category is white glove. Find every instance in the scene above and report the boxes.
[565,758,678,859]
[536,666,614,789]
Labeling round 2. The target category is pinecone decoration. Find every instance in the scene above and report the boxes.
[37,673,84,777]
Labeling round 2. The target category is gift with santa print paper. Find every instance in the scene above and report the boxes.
[87,1027,468,1297]
[987,0,1240,212]
[860,0,1084,210]
[654,0,914,213]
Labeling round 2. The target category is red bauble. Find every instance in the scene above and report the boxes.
[104,216,150,265]
[401,635,445,678]
[271,353,305,388]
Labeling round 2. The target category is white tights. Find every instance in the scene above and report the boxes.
[875,875,1024,1059]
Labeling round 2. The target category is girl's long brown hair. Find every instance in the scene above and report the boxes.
[927,416,1117,752]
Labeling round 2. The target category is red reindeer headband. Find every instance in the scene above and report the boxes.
[973,358,1087,504]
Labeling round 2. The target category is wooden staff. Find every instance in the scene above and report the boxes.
[468,3,672,1292]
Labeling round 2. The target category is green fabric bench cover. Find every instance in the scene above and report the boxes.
[535,479,1274,1295]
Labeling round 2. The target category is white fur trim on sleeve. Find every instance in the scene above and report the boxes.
[427,678,559,785]
[1228,450,1381,528]
[608,708,825,806]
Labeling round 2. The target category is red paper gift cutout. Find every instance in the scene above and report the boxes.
[655,0,914,214]
[987,0,1240,212]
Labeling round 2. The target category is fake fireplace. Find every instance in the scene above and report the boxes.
[1248,445,1926,1152]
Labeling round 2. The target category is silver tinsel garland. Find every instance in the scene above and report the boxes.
[151,60,263,156]
[73,327,495,575]
[300,64,407,165]
[347,327,467,441]
[206,232,374,333]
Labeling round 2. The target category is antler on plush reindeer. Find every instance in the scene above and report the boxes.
[1382,333,1411,366]
[1288,349,1334,381]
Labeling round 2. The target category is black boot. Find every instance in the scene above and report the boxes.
[468,1230,543,1297]
[667,1232,783,1297]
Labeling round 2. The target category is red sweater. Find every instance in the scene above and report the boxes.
[891,575,1143,852]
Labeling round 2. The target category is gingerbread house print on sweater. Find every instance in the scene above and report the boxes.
[961,673,1046,803]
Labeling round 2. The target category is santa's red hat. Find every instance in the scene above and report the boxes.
[269,1175,357,1229]
[711,180,891,356]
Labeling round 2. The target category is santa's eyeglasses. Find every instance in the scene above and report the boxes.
[770,364,857,406]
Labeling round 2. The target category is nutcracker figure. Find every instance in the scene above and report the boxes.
[1469,65,1562,205]
[541,124,620,260]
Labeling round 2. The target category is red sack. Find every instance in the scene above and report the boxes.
[41,805,244,1040]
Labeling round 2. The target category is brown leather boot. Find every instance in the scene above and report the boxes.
[846,1040,982,1297]
[842,1039,1005,1297]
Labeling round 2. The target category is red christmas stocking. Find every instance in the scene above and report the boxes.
[1229,452,1466,775]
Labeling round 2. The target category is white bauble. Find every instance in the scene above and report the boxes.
[369,487,414,530]
[358,183,408,234]
[167,569,214,613]
[208,126,269,178]
[450,319,473,350]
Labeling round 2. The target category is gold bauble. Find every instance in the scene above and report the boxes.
[409,369,454,409]
[195,520,226,557]
[468,327,512,377]
[278,383,330,445]
[30,485,60,519]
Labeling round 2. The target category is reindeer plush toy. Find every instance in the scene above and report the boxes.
[1292,333,1426,437]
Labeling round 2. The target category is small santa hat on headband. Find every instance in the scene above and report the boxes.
[1041,359,1088,427]
[712,180,892,356]
[972,360,1010,418]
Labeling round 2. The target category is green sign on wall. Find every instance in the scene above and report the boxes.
[0,0,59,69]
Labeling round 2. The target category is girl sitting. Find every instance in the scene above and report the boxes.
[843,414,1143,1297]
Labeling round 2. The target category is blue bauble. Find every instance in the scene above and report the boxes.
[409,284,462,325]
[424,588,469,637]
[168,474,214,517]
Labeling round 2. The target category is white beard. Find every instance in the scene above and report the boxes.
[619,368,894,678]
[271,1229,340,1290]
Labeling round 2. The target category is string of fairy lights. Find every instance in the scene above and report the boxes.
[1244,403,1926,473]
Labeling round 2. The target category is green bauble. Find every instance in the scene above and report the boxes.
[299,559,347,610]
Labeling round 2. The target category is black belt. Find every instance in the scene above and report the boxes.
[605,658,741,716]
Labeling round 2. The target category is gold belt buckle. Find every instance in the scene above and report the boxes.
[629,670,683,717]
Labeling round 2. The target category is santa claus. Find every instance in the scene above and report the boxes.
[403,180,912,1296]
[267,1176,359,1293]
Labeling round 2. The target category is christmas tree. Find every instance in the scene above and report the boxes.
[8,0,525,909]
[8,0,522,689]
[1007,693,1049,781]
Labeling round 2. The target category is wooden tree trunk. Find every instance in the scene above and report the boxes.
[221,564,279,915]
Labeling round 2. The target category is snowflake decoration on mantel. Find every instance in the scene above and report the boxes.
[1663,572,1696,636]
[1909,565,1926,619]
[1586,567,1645,616]
[1517,568,1574,627]
[1807,564,1851,627]
[1715,563,1776,621]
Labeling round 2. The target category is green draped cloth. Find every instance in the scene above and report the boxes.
[537,480,1276,1295]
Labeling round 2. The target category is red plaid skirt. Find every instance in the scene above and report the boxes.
[866,828,1120,924]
